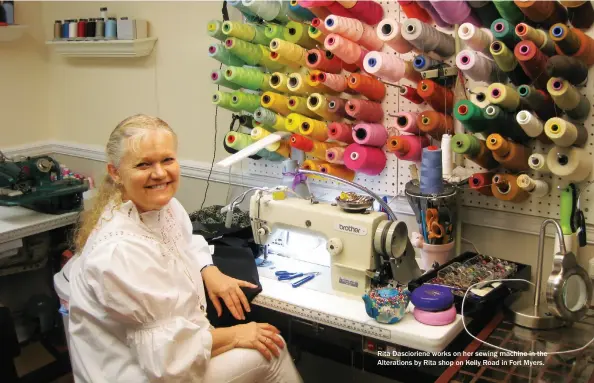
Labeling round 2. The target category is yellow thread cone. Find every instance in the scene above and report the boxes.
[319,163,355,181]
[288,97,319,118]
[307,93,342,121]
[261,92,291,116]
[299,117,328,141]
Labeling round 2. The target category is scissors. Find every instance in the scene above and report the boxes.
[275,271,320,287]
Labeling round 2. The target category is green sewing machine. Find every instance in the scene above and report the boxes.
[0,152,88,214]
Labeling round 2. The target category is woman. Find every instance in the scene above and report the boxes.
[68,114,303,382]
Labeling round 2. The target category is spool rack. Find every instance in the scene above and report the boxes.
[245,1,594,224]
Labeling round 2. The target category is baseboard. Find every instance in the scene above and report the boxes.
[4,140,593,243]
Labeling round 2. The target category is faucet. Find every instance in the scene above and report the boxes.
[534,218,566,311]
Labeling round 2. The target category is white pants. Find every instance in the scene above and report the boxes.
[204,337,303,383]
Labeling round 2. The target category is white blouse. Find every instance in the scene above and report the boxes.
[68,197,215,383]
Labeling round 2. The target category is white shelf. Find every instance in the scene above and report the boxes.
[0,25,28,42]
[45,36,157,57]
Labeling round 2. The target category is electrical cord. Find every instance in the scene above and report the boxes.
[461,278,594,355]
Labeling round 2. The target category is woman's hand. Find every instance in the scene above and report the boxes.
[201,266,258,320]
[233,322,284,361]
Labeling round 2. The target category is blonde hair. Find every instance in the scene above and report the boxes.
[73,114,177,252]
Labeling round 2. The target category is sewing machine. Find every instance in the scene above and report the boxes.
[0,154,88,214]
[249,190,422,297]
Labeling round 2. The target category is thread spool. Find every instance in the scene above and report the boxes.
[528,153,550,173]
[224,66,265,91]
[308,25,326,44]
[298,117,328,142]
[456,49,504,83]
[483,104,530,144]
[545,55,589,86]
[301,159,326,178]
[416,1,452,28]
[265,24,286,41]
[210,69,241,90]
[310,17,330,35]
[319,163,356,181]
[250,127,279,152]
[269,38,307,66]
[517,85,557,121]
[412,55,442,72]
[324,15,384,51]
[307,72,339,95]
[420,147,444,195]
[345,99,384,123]
[469,172,494,196]
[441,134,453,180]
[492,0,525,23]
[328,122,354,144]
[490,18,518,50]
[324,33,364,66]
[451,134,499,169]
[208,43,245,67]
[343,143,387,176]
[468,1,502,27]
[549,23,582,56]
[285,112,309,132]
[339,0,384,26]
[326,147,347,164]
[212,91,239,112]
[289,0,316,21]
[561,0,594,29]
[254,107,287,131]
[231,91,262,113]
[516,110,544,138]
[363,51,420,83]
[261,92,291,116]
[516,174,550,198]
[298,2,331,19]
[544,117,588,147]
[486,133,532,171]
[546,77,591,121]
[454,100,490,134]
[347,73,386,101]
[397,1,433,23]
[306,49,343,74]
[514,0,568,27]
[486,83,520,111]
[376,18,413,54]
[417,80,454,113]
[489,40,531,86]
[515,23,556,56]
[307,93,341,121]
[290,134,342,160]
[243,0,282,21]
[547,146,592,181]
[352,123,388,147]
[287,97,319,118]
[394,112,420,134]
[225,131,254,151]
[224,37,263,66]
[316,72,348,93]
[429,0,481,25]
[458,23,493,55]
[257,47,287,72]
[386,135,429,162]
[282,21,317,50]
[469,86,490,109]
[269,72,290,93]
[208,20,226,41]
[561,26,594,66]
[288,72,317,95]
[327,96,353,120]
[417,111,454,141]
[401,18,456,58]
[491,174,530,203]
[399,85,424,105]
[514,40,551,90]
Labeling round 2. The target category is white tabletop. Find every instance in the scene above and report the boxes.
[253,274,465,353]
[0,206,79,244]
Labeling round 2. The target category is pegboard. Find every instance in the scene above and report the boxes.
[243,1,594,223]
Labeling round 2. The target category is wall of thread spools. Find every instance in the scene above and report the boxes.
[207,0,594,222]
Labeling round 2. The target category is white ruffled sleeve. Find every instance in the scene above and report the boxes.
[170,198,214,270]
[85,239,213,382]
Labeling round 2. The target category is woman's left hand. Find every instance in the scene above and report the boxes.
[202,266,258,320]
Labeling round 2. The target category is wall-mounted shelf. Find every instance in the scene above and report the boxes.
[0,25,29,42]
[45,36,157,57]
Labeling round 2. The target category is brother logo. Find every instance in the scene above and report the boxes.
[339,277,358,288]
[335,223,367,236]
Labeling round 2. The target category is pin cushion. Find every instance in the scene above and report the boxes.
[410,284,454,312]
[362,286,411,324]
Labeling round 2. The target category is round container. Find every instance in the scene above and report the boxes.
[411,284,454,312]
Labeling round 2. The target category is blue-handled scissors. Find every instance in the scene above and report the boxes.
[275,271,320,287]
